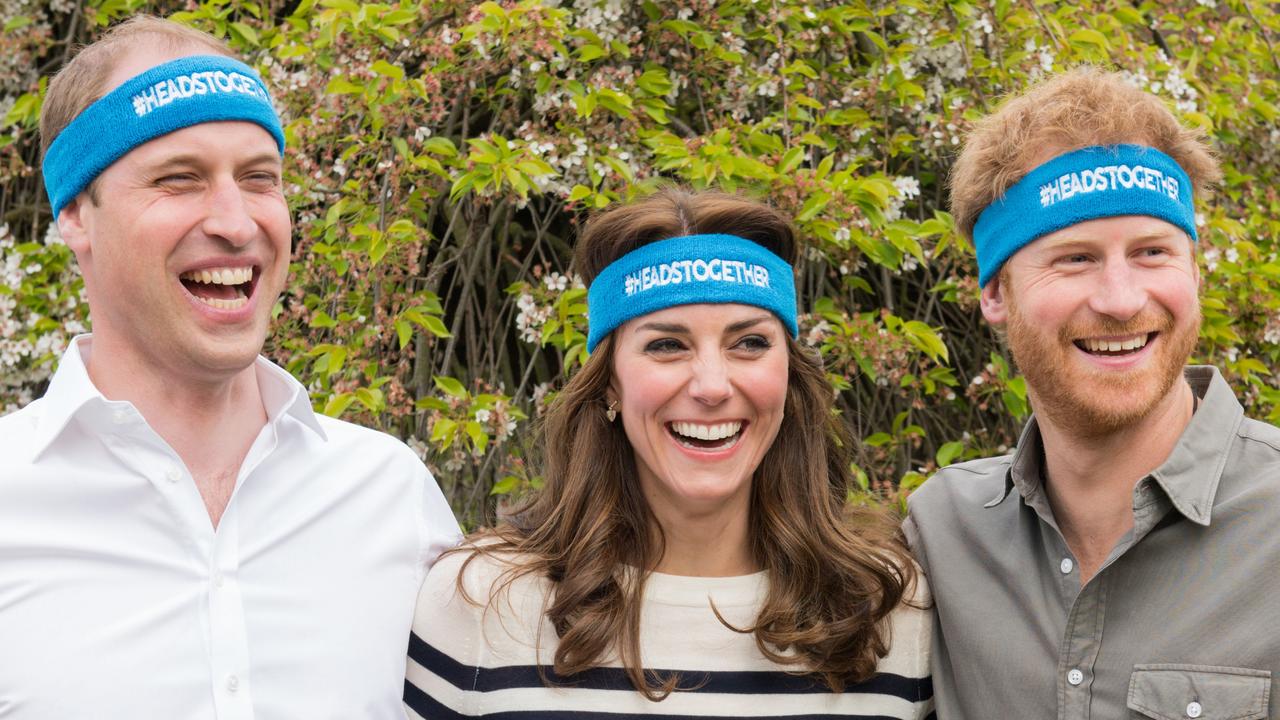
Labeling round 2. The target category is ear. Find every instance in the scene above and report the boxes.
[980,271,1009,325]
[56,195,92,258]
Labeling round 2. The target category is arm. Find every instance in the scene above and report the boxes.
[405,552,484,718]
[416,461,463,574]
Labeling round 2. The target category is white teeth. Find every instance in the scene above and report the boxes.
[194,295,248,310]
[180,266,253,285]
[670,421,743,441]
[1083,334,1148,353]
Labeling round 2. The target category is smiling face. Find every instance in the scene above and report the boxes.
[57,45,289,386]
[982,215,1200,436]
[610,303,789,524]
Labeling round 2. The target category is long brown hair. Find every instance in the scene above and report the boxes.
[458,187,916,697]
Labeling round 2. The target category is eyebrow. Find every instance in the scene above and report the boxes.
[145,152,281,172]
[1050,229,1184,246]
[635,315,773,335]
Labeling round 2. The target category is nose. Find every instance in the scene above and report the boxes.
[687,351,733,406]
[1087,258,1147,321]
[200,177,258,247]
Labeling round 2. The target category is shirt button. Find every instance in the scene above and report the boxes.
[112,409,131,425]
[226,674,239,693]
[1060,558,1074,574]
[1187,702,1202,718]
[165,466,182,484]
[213,574,225,588]
[1067,668,1084,686]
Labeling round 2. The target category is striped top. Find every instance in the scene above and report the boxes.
[405,550,934,719]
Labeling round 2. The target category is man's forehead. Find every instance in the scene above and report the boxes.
[101,44,212,97]
[1025,216,1190,250]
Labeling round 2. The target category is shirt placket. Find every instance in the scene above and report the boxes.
[1056,568,1108,720]
[100,404,257,720]
[208,420,280,720]
[209,505,254,720]
[1051,478,1168,720]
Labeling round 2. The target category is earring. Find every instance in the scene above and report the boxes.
[606,400,619,423]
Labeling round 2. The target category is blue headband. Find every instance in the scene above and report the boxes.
[586,234,798,352]
[42,55,285,219]
[973,144,1197,287]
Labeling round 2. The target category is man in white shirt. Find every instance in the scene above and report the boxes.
[1,16,461,718]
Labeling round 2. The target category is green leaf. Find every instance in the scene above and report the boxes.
[864,432,893,447]
[465,420,489,452]
[490,475,518,495]
[309,310,338,329]
[778,147,805,175]
[421,137,458,156]
[431,417,458,448]
[1067,28,1108,51]
[354,387,385,413]
[395,319,412,350]
[936,441,964,467]
[371,60,405,80]
[637,67,673,96]
[3,15,32,32]
[434,375,467,398]
[322,392,355,418]
[797,191,831,222]
[578,44,607,62]
[324,77,364,95]
[229,21,260,47]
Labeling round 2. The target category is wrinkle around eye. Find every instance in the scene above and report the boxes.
[643,338,687,354]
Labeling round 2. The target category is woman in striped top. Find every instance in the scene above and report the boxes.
[406,188,932,719]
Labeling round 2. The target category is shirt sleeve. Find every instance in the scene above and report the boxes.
[901,509,931,577]
[417,462,463,573]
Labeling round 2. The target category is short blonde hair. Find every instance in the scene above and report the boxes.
[949,67,1221,239]
[39,15,234,160]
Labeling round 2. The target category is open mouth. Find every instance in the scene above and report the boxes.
[1073,332,1155,357]
[666,420,746,451]
[178,266,257,311]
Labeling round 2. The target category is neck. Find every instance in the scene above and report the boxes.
[1035,376,1194,582]
[648,494,757,577]
[83,333,268,527]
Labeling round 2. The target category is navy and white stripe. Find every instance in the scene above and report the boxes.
[405,552,933,719]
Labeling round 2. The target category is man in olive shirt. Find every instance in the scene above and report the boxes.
[906,68,1280,718]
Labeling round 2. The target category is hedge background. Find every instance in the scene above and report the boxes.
[4,0,1280,527]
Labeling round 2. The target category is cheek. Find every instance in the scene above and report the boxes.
[744,356,790,417]
[1157,276,1200,315]
[614,361,684,416]
[254,198,292,243]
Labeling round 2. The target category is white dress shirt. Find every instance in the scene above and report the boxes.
[0,336,461,719]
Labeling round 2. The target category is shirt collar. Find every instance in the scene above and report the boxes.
[985,366,1242,526]
[252,352,328,441]
[32,334,326,460]
[30,335,101,460]
[1148,366,1242,526]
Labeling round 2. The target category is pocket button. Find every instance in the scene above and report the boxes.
[1186,702,1202,718]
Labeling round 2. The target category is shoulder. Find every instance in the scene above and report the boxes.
[0,400,44,463]
[1235,415,1280,455]
[412,545,553,671]
[0,400,40,438]
[908,453,1012,516]
[312,415,424,465]
[876,566,932,681]
[415,546,549,629]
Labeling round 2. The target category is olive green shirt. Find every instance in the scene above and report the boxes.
[905,366,1280,720]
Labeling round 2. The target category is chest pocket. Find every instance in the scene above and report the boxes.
[1128,664,1271,720]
